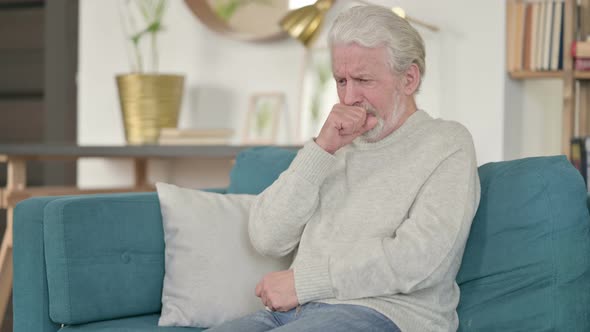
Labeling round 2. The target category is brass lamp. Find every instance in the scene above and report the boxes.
[280,0,439,48]
[279,0,335,48]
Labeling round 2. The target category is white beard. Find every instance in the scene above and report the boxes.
[362,117,384,141]
[360,90,407,142]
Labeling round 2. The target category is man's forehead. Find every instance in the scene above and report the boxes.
[331,63,373,76]
[330,42,387,54]
[330,44,388,73]
[331,43,387,59]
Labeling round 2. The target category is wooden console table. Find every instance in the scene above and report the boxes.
[0,143,300,329]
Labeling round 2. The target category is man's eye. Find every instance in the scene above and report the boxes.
[336,79,346,86]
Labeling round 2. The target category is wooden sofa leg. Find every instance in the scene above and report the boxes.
[0,208,14,331]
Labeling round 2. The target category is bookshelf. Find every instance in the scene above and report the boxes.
[509,70,564,79]
[506,0,590,158]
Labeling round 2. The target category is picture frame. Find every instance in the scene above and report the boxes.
[243,92,285,144]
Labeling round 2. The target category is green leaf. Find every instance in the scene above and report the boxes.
[154,0,167,21]
[147,21,162,33]
[122,0,168,73]
[137,0,151,22]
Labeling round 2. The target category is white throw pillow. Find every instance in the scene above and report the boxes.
[156,182,291,328]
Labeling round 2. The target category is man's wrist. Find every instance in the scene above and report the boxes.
[288,140,337,186]
[314,137,336,154]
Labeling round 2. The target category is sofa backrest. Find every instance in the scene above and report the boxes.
[457,156,590,331]
[227,146,297,194]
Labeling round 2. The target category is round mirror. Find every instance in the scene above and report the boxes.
[184,0,291,41]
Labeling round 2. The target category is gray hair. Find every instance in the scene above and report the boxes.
[328,5,426,91]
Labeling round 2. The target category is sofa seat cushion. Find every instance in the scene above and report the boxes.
[58,314,204,331]
[457,156,590,331]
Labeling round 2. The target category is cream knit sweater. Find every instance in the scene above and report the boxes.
[249,110,481,332]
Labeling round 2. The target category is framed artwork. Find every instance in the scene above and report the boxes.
[298,47,338,142]
[243,92,285,144]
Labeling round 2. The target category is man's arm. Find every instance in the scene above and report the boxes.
[248,141,337,258]
[249,104,375,258]
[293,147,481,304]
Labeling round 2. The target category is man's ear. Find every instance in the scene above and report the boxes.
[402,63,421,95]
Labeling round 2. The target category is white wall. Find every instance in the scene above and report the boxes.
[78,0,304,188]
[505,78,564,161]
[390,0,507,165]
[77,0,515,188]
[520,80,563,158]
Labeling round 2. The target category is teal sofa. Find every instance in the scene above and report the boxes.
[12,147,590,331]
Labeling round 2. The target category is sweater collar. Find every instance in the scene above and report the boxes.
[351,110,432,150]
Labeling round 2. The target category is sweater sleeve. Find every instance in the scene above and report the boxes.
[294,147,481,303]
[248,140,337,258]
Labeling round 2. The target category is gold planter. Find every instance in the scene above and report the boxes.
[116,74,184,145]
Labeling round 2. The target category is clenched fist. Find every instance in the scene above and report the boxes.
[255,270,299,312]
[315,104,379,154]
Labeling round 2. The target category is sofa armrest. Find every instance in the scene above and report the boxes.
[14,192,166,328]
[13,196,71,332]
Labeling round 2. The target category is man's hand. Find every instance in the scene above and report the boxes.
[315,104,379,154]
[255,270,299,312]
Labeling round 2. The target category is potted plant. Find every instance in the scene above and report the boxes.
[117,0,184,145]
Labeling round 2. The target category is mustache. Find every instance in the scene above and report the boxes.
[353,103,378,117]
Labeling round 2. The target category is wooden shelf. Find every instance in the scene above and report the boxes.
[509,70,590,80]
[509,70,564,79]
[575,71,590,80]
[0,144,302,160]
[0,1,44,10]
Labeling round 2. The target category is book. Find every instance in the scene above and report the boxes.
[570,138,586,184]
[522,3,533,70]
[558,0,564,69]
[538,1,548,70]
[574,58,590,70]
[530,2,540,70]
[509,0,565,72]
[570,137,590,191]
[158,137,231,145]
[541,0,554,70]
[515,1,527,71]
[158,128,234,145]
[159,128,234,139]
[550,1,563,70]
[536,1,547,70]
[572,41,590,58]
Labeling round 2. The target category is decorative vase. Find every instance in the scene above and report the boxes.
[116,74,184,145]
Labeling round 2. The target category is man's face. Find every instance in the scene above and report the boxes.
[331,43,406,141]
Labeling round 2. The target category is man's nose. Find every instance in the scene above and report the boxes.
[343,82,362,106]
